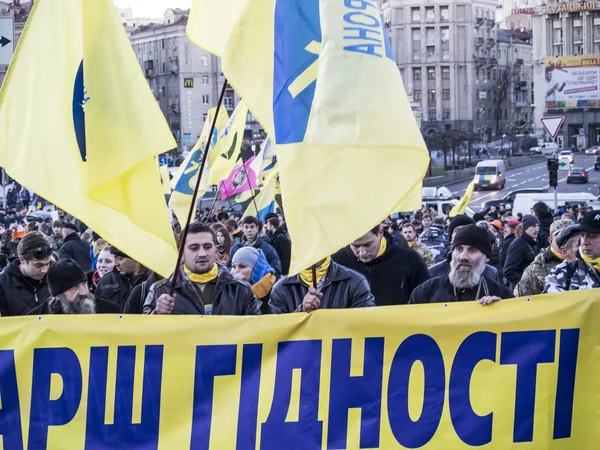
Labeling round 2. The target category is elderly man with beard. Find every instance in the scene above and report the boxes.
[29,259,120,315]
[409,225,513,305]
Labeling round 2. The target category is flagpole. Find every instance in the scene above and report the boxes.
[241,154,260,218]
[207,183,222,218]
[169,79,229,297]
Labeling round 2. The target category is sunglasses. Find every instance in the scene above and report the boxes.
[26,245,53,259]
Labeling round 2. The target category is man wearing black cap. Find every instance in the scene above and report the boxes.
[29,259,120,315]
[264,214,291,276]
[0,232,52,316]
[503,214,540,289]
[409,225,513,304]
[429,215,500,282]
[59,223,91,271]
[545,210,600,292]
[95,247,151,311]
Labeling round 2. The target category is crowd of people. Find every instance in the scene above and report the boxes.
[0,187,597,317]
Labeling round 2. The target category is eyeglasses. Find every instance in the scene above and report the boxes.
[26,245,52,259]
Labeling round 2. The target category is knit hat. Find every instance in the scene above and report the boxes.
[453,224,492,259]
[448,215,476,240]
[506,220,520,229]
[491,220,503,230]
[521,214,540,231]
[232,247,260,269]
[47,259,88,297]
[550,218,574,237]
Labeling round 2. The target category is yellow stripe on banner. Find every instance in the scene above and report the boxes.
[3,291,600,448]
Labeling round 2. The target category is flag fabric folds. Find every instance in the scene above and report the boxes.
[188,0,430,274]
[250,137,277,186]
[169,107,229,224]
[243,167,279,221]
[448,180,475,218]
[0,0,178,277]
[220,156,257,200]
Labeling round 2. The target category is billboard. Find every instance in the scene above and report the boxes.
[545,56,600,109]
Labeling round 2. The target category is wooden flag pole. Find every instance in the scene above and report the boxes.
[169,80,229,296]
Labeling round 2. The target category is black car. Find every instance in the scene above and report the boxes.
[595,156,600,171]
[481,188,548,210]
[567,167,589,184]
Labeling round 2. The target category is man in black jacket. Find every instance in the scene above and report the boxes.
[95,247,151,312]
[269,257,375,313]
[265,216,291,275]
[410,225,513,304]
[532,201,553,249]
[504,214,540,289]
[59,223,91,271]
[29,259,120,315]
[0,232,52,316]
[499,220,520,279]
[143,223,258,316]
[332,225,429,306]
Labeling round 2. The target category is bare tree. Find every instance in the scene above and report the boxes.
[493,70,518,137]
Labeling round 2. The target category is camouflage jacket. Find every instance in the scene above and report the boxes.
[544,259,600,293]
[514,249,563,297]
[411,241,436,268]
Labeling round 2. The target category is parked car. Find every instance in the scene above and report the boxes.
[480,188,548,210]
[566,167,588,184]
[587,146,600,155]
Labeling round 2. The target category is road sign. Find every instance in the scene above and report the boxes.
[558,160,569,170]
[0,17,14,66]
[540,116,564,140]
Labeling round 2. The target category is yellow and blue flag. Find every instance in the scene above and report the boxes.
[0,0,178,277]
[448,180,475,218]
[250,137,277,187]
[188,0,429,274]
[169,107,229,224]
[242,166,279,221]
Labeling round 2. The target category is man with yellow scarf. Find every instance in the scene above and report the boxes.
[545,210,600,293]
[142,223,259,315]
[269,256,375,313]
[400,223,435,267]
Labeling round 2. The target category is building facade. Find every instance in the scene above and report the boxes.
[0,0,33,86]
[532,0,600,147]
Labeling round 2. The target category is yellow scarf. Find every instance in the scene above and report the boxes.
[377,237,387,257]
[299,257,331,287]
[252,273,277,300]
[408,240,415,248]
[580,250,600,272]
[550,247,564,262]
[184,263,219,284]
[233,228,241,235]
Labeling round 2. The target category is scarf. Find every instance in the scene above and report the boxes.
[408,240,415,248]
[580,250,600,272]
[252,273,277,300]
[377,237,387,258]
[184,263,219,284]
[550,247,565,262]
[299,257,331,287]
[92,270,102,288]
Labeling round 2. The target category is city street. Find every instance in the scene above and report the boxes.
[448,155,600,210]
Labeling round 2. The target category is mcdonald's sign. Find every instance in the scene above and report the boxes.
[184,78,194,88]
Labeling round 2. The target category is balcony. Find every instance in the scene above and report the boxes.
[475,37,484,46]
[145,68,154,77]
[475,17,484,27]
[515,101,529,108]
[516,80,528,89]
[475,56,487,65]
[488,57,498,65]
[486,18,495,27]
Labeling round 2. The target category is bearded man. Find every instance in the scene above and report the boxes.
[29,259,120,315]
[409,225,513,305]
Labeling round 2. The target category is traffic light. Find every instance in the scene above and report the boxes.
[548,158,558,188]
[557,136,564,148]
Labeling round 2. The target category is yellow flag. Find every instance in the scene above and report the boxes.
[448,180,476,218]
[188,0,430,274]
[169,107,229,224]
[159,164,171,195]
[0,0,177,277]
[242,166,279,221]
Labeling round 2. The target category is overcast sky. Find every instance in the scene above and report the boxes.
[113,0,192,18]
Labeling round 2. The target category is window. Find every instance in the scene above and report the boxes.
[595,25,600,41]
[161,39,165,49]
[202,75,209,85]
[441,27,449,43]
[202,94,210,105]
[224,96,233,108]
[413,49,421,62]
[426,27,435,45]
[425,7,434,22]
[162,63,165,73]
[440,6,449,21]
[428,109,437,120]
[441,50,449,61]
[442,67,450,79]
[412,28,421,42]
[413,68,422,80]
[201,56,208,66]
[553,28,563,45]
[411,7,420,22]
[426,45,435,61]
[414,90,422,101]
[443,110,451,120]
[573,26,583,43]
[203,113,207,122]
[428,89,436,103]
[443,89,450,100]
[427,67,435,79]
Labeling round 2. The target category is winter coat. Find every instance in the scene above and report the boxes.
[515,248,563,297]
[544,257,600,293]
[269,227,291,276]
[123,272,162,314]
[429,256,500,284]
[390,231,409,249]
[499,234,516,278]
[143,265,259,316]
[537,214,553,249]
[503,233,539,286]
[332,233,430,306]
[410,241,436,267]
[0,259,51,316]
[269,261,375,313]
[418,224,449,263]
[28,296,121,315]
[227,239,282,277]
[95,270,151,312]
[59,233,92,272]
[409,275,514,304]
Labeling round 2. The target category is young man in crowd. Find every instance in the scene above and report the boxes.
[29,259,120,315]
[59,222,92,271]
[144,223,258,315]
[409,225,513,304]
[264,215,291,276]
[400,222,435,267]
[225,218,244,244]
[504,215,540,289]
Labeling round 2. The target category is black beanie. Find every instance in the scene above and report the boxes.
[47,259,88,297]
[453,225,492,259]
[522,214,540,231]
[449,215,476,240]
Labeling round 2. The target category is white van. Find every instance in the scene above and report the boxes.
[530,142,559,156]
[512,193,596,216]
[474,160,506,190]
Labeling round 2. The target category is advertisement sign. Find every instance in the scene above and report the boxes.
[545,56,600,109]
